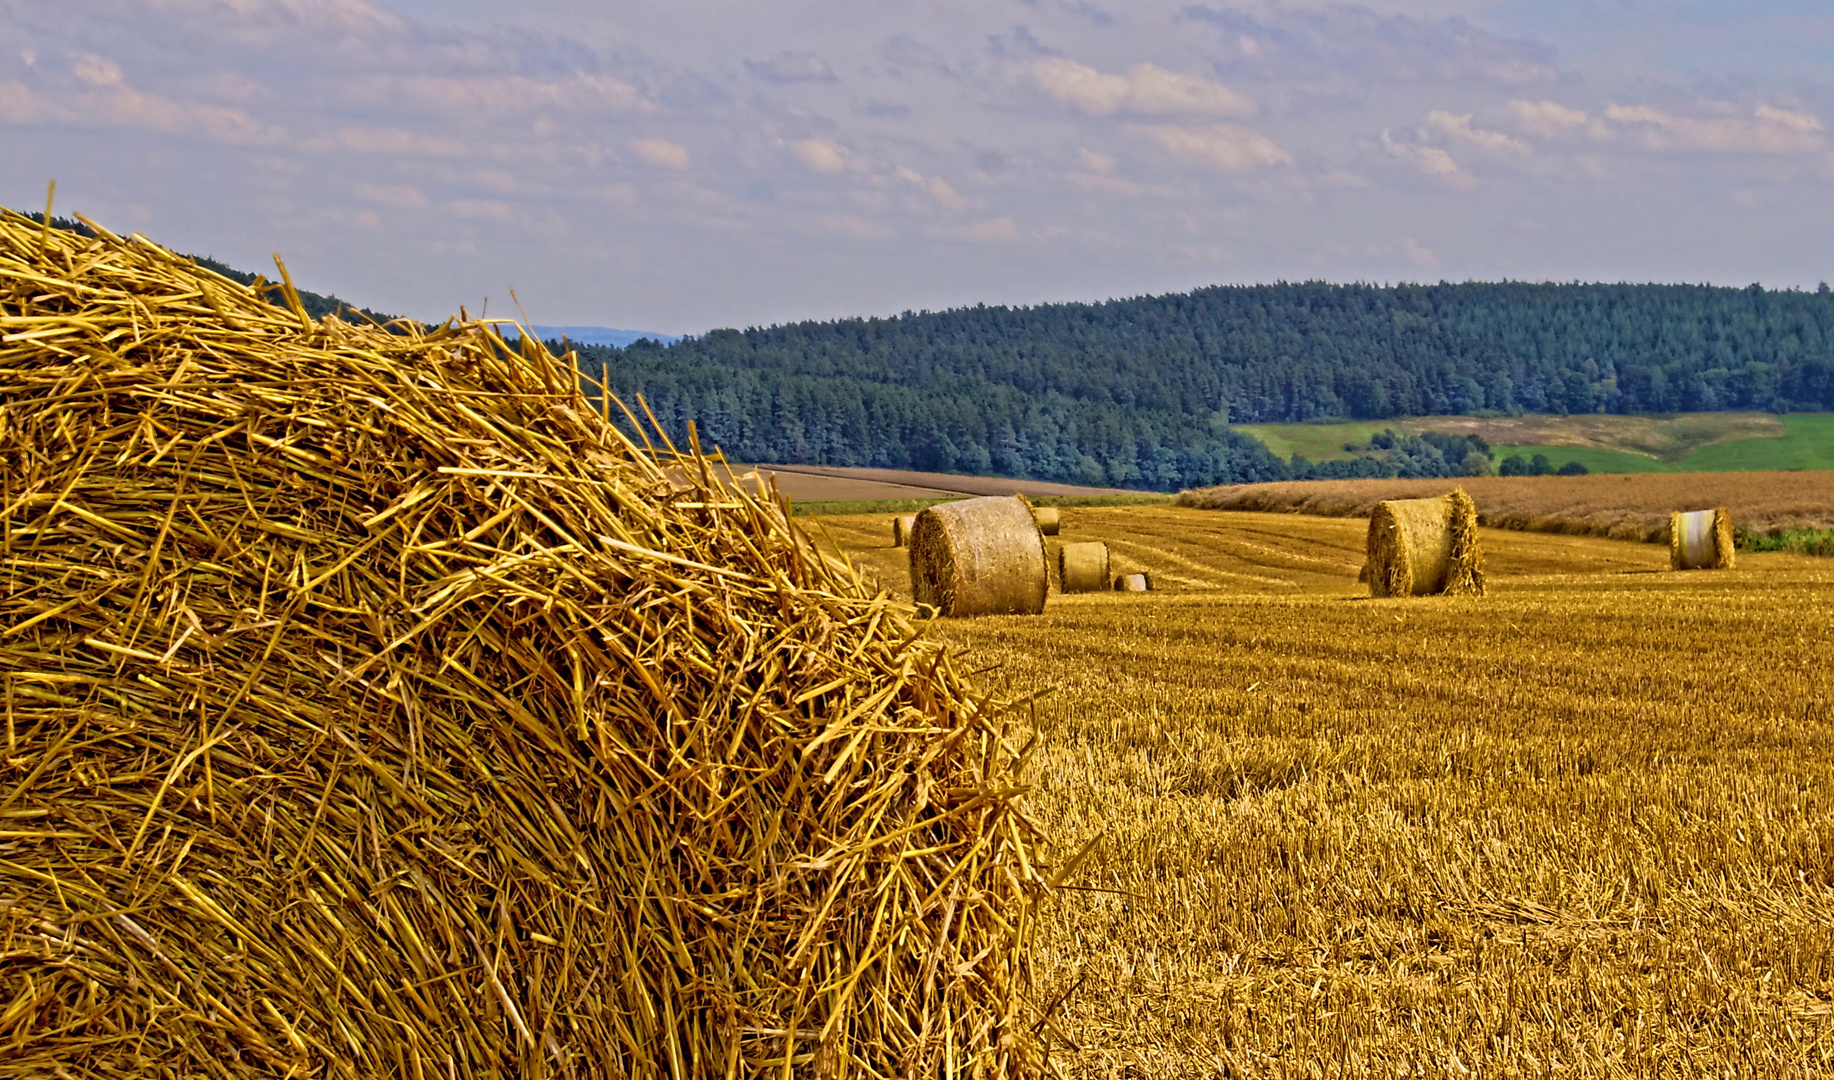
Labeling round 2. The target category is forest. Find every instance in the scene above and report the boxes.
[580,280,1834,489]
[29,211,1827,489]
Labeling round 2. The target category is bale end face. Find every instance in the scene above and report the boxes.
[1058,541,1109,593]
[909,496,1048,616]
[1671,507,1736,570]
[1366,489,1485,598]
[0,208,1051,1078]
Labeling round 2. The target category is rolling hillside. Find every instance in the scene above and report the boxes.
[1238,411,1834,474]
[581,280,1834,489]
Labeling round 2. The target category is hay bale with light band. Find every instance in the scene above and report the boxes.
[1365,489,1485,597]
[0,206,1049,1079]
[909,496,1048,616]
[1032,505,1061,535]
[1058,541,1109,593]
[891,513,917,547]
[1113,572,1151,592]
[1670,507,1736,570]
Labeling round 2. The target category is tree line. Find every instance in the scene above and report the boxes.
[578,279,1833,488]
[30,212,1821,489]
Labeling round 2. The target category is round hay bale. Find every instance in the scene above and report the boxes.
[909,496,1048,616]
[1058,541,1110,592]
[0,209,1047,1077]
[1365,489,1485,597]
[890,512,917,547]
[1033,505,1061,536]
[1113,572,1151,592]
[1670,507,1736,570]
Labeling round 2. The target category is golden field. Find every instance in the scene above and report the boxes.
[1177,471,1834,542]
[813,506,1834,1077]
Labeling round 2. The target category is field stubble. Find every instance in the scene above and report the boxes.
[1177,471,1834,542]
[815,507,1834,1077]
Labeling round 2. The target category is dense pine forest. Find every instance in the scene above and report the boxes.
[580,280,1834,489]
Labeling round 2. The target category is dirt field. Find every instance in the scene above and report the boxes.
[814,506,1834,1077]
[1178,471,1834,542]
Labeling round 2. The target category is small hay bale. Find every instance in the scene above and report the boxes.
[1058,541,1109,592]
[1670,507,1736,570]
[0,208,1048,1078]
[1113,572,1151,592]
[909,496,1048,616]
[891,513,917,547]
[1366,489,1485,597]
[1033,505,1061,535]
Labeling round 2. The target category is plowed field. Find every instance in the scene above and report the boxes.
[814,506,1834,1077]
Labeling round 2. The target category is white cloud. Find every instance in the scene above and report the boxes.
[448,199,513,222]
[1422,111,1528,154]
[1149,124,1292,172]
[10,0,1834,333]
[1403,237,1437,268]
[333,126,464,157]
[355,182,427,209]
[391,75,644,115]
[1509,100,1591,138]
[1183,4,1560,88]
[1032,58,1255,118]
[895,167,969,210]
[72,55,124,89]
[631,138,692,170]
[746,52,837,83]
[791,138,848,173]
[1383,132,1471,185]
[1605,103,1825,155]
[0,76,289,148]
[1076,148,1117,174]
[966,216,1022,241]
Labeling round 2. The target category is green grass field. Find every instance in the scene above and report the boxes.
[1232,421,1398,463]
[1239,412,1834,473]
[1490,445,1681,474]
[1679,413,1834,471]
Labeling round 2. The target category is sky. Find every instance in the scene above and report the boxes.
[3,0,1832,335]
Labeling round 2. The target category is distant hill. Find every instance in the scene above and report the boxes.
[32,209,1834,489]
[577,280,1834,490]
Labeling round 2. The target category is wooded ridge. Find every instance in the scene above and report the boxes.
[580,280,1834,489]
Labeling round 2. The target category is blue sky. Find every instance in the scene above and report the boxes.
[3,0,1830,334]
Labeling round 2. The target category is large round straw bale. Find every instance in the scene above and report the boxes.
[1113,572,1151,592]
[909,496,1048,616]
[1365,489,1485,597]
[0,210,1046,1077]
[1670,507,1736,570]
[1033,505,1061,535]
[891,512,917,546]
[1058,541,1110,592]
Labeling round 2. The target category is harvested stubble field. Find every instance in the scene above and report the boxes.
[815,506,1834,1077]
[1177,471,1834,543]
